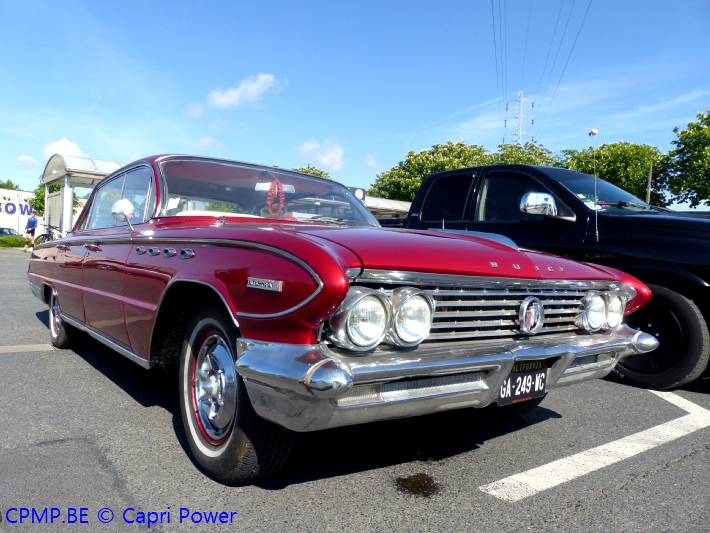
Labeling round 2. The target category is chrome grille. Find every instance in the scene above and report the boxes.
[426,287,584,340]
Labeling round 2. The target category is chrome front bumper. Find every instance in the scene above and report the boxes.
[235,325,658,432]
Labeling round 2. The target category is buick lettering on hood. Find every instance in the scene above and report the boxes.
[27,156,658,483]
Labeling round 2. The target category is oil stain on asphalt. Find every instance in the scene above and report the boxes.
[395,473,439,497]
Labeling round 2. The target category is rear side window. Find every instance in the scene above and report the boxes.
[421,175,473,223]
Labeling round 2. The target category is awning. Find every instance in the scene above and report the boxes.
[363,196,412,217]
[41,154,124,188]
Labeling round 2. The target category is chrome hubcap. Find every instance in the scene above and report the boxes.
[50,292,61,337]
[193,334,237,441]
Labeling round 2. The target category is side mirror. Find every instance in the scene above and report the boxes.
[111,199,136,225]
[520,192,558,216]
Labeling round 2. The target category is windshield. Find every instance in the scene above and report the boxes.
[159,158,378,227]
[548,169,662,212]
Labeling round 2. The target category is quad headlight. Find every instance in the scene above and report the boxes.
[327,287,434,351]
[579,291,626,332]
[385,288,435,347]
[605,294,626,329]
[327,287,392,351]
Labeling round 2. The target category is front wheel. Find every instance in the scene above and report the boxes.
[615,284,710,389]
[179,300,295,484]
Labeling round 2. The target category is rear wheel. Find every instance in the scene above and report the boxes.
[615,284,710,389]
[48,288,76,349]
[179,300,295,484]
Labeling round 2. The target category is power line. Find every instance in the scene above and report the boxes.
[533,0,565,105]
[520,0,533,90]
[498,0,506,103]
[536,0,593,135]
[536,0,577,119]
[490,0,504,142]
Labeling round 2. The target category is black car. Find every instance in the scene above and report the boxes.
[0,227,21,236]
[396,164,710,390]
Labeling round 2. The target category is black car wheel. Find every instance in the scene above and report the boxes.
[615,284,710,389]
[179,299,295,484]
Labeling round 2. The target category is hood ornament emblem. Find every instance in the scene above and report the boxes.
[512,264,520,270]
[519,297,545,334]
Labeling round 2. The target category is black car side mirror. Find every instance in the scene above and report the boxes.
[520,192,576,222]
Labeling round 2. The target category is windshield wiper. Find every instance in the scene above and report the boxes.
[596,200,653,210]
[308,216,349,226]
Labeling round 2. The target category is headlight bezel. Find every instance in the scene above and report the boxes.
[326,287,392,351]
[580,291,608,332]
[384,288,435,347]
[578,290,627,333]
[605,292,626,330]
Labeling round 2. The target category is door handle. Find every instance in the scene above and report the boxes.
[83,243,102,252]
[55,244,70,252]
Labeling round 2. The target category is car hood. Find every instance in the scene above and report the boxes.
[609,212,710,235]
[294,226,615,281]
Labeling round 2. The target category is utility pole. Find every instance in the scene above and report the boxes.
[504,91,535,144]
[646,161,653,204]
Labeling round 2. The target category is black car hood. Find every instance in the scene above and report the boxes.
[608,212,710,236]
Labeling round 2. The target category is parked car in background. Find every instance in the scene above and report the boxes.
[398,164,710,390]
[28,155,657,483]
[0,227,21,236]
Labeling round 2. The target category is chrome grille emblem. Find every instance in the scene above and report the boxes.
[518,296,545,334]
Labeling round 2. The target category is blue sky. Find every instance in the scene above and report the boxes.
[1,0,709,192]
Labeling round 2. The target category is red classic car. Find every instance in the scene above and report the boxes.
[28,155,658,483]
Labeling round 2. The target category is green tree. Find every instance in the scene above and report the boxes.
[562,142,667,206]
[368,141,490,201]
[659,108,710,208]
[292,165,331,180]
[28,181,82,216]
[0,179,21,190]
[490,141,563,166]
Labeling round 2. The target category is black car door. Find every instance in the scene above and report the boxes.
[410,173,476,231]
[466,168,588,259]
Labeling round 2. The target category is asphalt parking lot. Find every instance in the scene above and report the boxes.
[1,247,710,532]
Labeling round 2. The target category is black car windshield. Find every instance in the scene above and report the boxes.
[159,158,378,227]
[545,168,662,213]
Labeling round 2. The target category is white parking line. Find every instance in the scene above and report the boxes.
[0,344,55,354]
[479,391,710,502]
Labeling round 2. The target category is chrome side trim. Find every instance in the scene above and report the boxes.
[33,236,134,251]
[131,237,324,319]
[60,314,152,369]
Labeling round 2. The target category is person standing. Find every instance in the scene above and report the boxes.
[24,209,38,249]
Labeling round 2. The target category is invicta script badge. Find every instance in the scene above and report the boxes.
[247,277,283,292]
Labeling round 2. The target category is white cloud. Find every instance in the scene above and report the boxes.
[197,136,223,149]
[187,103,203,118]
[207,73,277,109]
[42,139,84,159]
[210,120,227,132]
[296,140,344,173]
[364,155,379,170]
[16,155,39,166]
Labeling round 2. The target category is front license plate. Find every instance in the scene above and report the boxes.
[497,360,547,406]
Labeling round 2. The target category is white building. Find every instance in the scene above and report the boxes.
[0,188,35,233]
